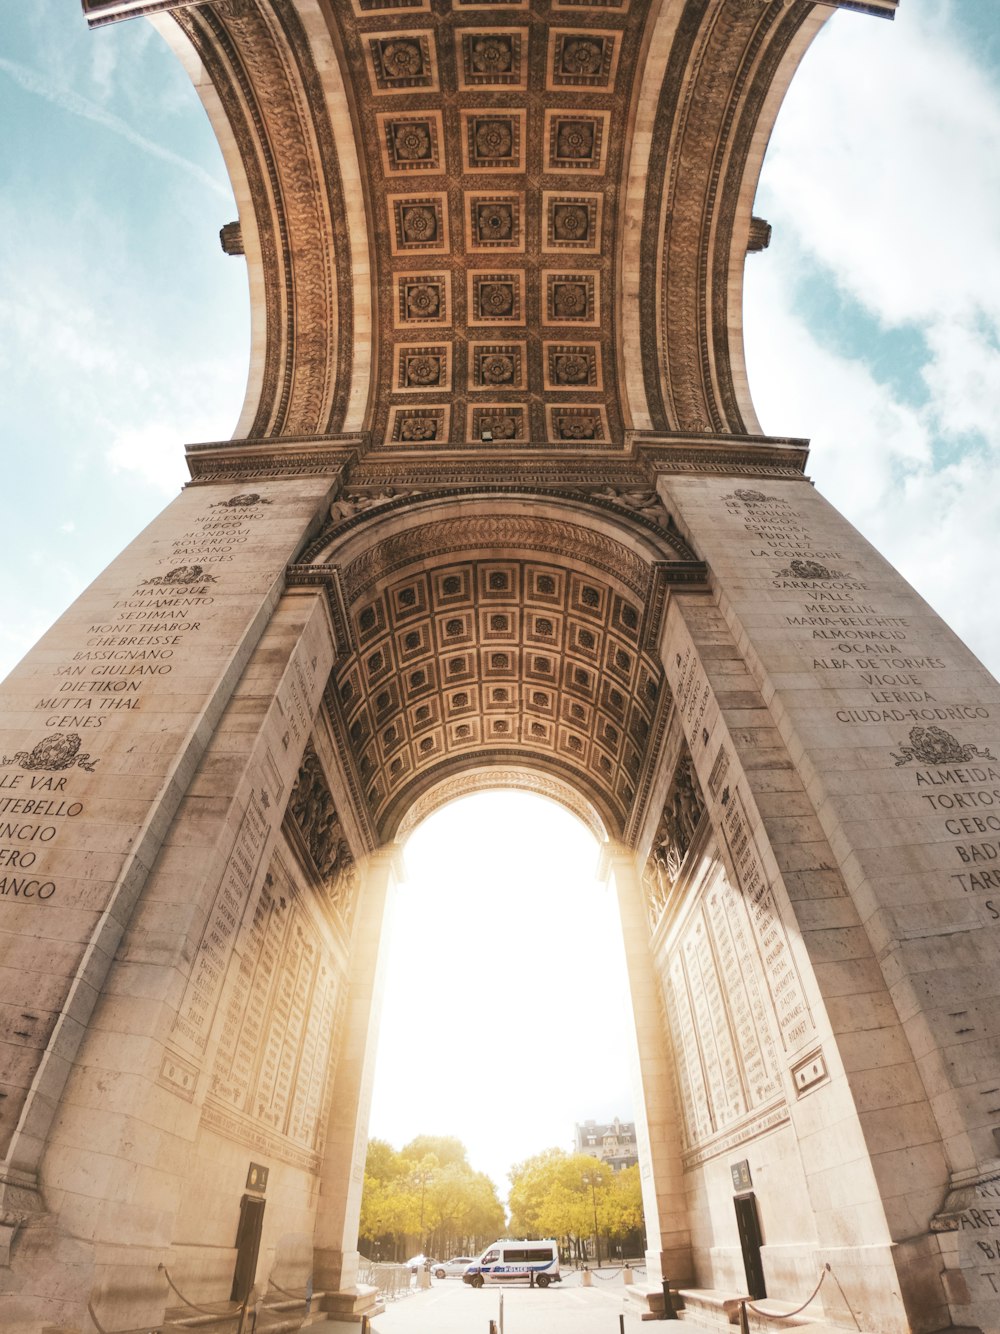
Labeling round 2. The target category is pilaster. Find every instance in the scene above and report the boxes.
[601,842,694,1291]
[313,847,401,1318]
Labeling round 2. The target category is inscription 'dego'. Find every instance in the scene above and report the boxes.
[0,498,269,906]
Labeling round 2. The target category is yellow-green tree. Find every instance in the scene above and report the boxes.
[359,1136,504,1261]
[508,1150,644,1263]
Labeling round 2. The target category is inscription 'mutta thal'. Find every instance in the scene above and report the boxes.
[5,1,998,1332]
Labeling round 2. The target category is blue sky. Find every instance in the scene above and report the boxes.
[2,1,998,682]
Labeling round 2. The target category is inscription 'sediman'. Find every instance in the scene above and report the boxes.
[0,734,98,773]
[891,726,997,769]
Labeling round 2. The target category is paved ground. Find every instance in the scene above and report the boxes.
[371,1271,650,1334]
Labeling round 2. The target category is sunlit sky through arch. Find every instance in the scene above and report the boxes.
[367,791,635,1199]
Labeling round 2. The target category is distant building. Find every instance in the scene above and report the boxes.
[575,1117,638,1172]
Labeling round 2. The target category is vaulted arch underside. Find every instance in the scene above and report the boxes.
[125,0,898,449]
[292,489,706,842]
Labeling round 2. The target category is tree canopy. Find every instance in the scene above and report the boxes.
[359,1136,505,1261]
[507,1149,644,1261]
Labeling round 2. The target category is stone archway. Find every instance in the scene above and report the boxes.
[5,2,1000,1331]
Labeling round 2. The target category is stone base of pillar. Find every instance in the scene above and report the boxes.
[317,1283,383,1321]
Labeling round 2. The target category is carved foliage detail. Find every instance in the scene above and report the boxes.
[643,743,707,928]
[288,744,358,923]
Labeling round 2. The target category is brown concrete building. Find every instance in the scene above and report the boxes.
[2,1,998,1331]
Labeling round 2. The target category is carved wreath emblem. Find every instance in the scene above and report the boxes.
[732,489,774,503]
[140,565,217,586]
[891,726,997,768]
[1,733,98,772]
[774,559,843,580]
[211,493,272,508]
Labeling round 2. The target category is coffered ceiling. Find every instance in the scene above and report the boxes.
[119,0,898,450]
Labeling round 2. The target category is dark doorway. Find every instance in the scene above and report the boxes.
[231,1194,266,1303]
[733,1193,766,1300]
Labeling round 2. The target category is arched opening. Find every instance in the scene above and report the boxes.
[364,787,643,1265]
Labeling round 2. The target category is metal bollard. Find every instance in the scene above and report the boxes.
[620,1315,626,1334]
[582,1267,593,1287]
[529,1269,535,1288]
[623,1264,634,1287]
[661,1278,678,1320]
[489,1321,498,1334]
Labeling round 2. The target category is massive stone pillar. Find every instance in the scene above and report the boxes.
[648,470,1000,1332]
[313,847,400,1318]
[0,455,385,1329]
[604,842,694,1294]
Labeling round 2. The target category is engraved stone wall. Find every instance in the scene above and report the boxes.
[206,856,345,1170]
[660,858,785,1161]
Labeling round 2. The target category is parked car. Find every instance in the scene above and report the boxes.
[433,1257,476,1279]
[404,1254,438,1274]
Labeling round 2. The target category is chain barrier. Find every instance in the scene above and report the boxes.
[159,1263,254,1330]
[85,1301,160,1334]
[738,1264,832,1332]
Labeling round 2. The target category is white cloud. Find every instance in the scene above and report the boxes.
[744,4,1000,679]
[756,10,1000,330]
[0,55,231,199]
[104,420,192,494]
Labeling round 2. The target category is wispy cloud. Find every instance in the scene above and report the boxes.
[744,3,1000,677]
[0,55,230,199]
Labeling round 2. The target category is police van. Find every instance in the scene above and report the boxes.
[463,1239,561,1288]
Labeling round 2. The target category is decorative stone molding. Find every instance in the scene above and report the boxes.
[185,435,363,483]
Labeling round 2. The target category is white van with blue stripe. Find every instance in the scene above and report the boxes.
[463,1239,561,1288]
